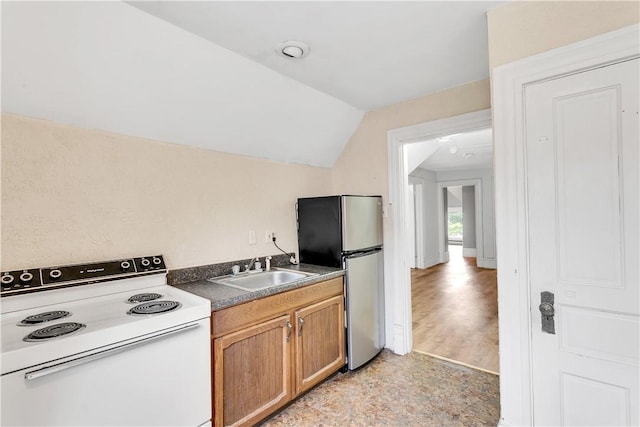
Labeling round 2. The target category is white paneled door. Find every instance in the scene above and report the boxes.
[525,58,639,425]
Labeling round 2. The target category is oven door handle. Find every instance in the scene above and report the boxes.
[24,322,201,380]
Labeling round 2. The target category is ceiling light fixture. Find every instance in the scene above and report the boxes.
[449,146,458,154]
[463,152,475,158]
[437,136,452,143]
[277,41,310,59]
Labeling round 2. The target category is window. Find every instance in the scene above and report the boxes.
[448,207,463,242]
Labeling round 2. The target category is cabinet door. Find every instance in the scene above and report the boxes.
[294,295,345,395]
[213,314,293,427]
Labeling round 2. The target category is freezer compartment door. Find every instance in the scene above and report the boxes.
[341,196,383,252]
[345,249,385,370]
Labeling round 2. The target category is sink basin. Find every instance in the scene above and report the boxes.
[207,269,317,292]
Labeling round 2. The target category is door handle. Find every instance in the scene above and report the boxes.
[24,322,200,380]
[286,320,292,342]
[539,291,555,334]
[298,317,304,336]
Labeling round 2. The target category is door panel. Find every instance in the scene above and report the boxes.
[555,88,623,288]
[342,196,383,251]
[213,315,292,427]
[294,295,345,394]
[560,306,639,365]
[345,250,384,369]
[525,58,639,425]
[561,373,629,427]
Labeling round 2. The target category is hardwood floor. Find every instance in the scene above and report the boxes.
[411,246,499,373]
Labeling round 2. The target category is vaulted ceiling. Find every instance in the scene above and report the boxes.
[1,1,504,168]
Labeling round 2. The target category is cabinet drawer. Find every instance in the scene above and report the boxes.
[212,277,343,338]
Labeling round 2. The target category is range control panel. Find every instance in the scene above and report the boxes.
[1,255,167,297]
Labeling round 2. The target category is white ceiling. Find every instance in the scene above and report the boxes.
[417,128,493,172]
[2,1,504,168]
[1,1,362,168]
[128,1,504,111]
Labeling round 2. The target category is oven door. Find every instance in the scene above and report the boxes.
[1,319,211,427]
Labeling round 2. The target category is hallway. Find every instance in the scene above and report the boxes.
[411,246,499,373]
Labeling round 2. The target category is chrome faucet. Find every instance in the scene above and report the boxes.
[245,257,259,272]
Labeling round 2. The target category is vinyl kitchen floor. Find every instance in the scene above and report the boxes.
[261,350,500,426]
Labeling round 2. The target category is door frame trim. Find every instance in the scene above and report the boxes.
[492,24,639,426]
[413,182,426,269]
[386,109,491,355]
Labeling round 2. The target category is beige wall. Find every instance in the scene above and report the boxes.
[1,113,331,270]
[488,1,640,68]
[330,1,638,209]
[331,79,491,199]
[5,2,635,273]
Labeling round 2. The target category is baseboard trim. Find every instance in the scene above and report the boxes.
[392,324,410,355]
[462,248,477,257]
[477,258,497,269]
[422,257,440,269]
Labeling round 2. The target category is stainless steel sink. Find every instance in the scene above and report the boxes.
[207,268,317,292]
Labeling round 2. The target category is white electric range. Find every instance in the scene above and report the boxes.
[1,255,212,427]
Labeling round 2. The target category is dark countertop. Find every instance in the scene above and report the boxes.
[173,263,345,311]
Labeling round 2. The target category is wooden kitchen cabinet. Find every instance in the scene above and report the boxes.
[212,314,293,427]
[294,294,345,395]
[211,277,344,427]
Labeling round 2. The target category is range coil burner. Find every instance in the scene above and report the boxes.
[18,310,71,326]
[127,293,162,303]
[128,300,181,316]
[23,322,86,342]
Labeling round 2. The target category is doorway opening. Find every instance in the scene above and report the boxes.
[385,110,496,372]
[393,113,498,373]
[385,108,493,356]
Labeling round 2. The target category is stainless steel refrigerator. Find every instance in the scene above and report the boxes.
[297,195,385,370]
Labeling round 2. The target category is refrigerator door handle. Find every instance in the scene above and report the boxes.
[343,247,383,259]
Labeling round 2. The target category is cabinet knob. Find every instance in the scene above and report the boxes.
[19,272,34,284]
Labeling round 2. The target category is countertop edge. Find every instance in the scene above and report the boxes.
[172,264,345,312]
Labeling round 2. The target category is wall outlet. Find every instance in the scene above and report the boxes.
[265,231,276,243]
